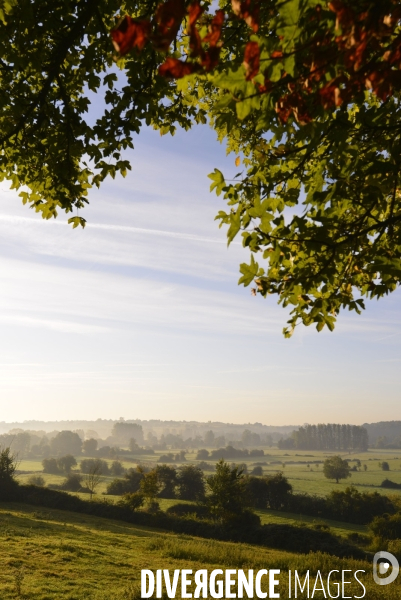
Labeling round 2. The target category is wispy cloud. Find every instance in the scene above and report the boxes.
[1,129,401,424]
[0,213,235,245]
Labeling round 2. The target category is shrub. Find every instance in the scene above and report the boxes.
[42,458,61,474]
[196,449,209,460]
[197,461,214,471]
[106,468,144,495]
[118,492,144,511]
[146,500,161,514]
[251,466,263,476]
[158,453,175,463]
[110,460,125,476]
[27,475,45,487]
[381,479,401,489]
[107,478,128,495]
[62,473,83,492]
[370,512,401,541]
[166,503,210,519]
[5,484,366,559]
[57,454,77,473]
[327,487,395,523]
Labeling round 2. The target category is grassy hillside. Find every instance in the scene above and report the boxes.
[0,503,400,600]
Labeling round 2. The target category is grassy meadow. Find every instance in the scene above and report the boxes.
[16,447,401,501]
[0,502,399,600]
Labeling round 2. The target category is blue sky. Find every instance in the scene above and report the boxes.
[0,123,400,425]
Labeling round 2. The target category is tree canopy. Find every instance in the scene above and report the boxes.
[2,0,401,334]
[323,455,351,483]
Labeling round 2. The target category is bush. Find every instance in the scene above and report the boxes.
[106,468,144,496]
[251,466,263,476]
[146,500,161,514]
[62,473,83,491]
[197,461,214,471]
[110,460,125,476]
[118,492,144,511]
[107,478,128,495]
[27,475,45,487]
[57,454,77,474]
[380,461,390,471]
[159,453,175,463]
[370,512,401,541]
[209,446,249,460]
[196,449,209,460]
[166,503,210,519]
[42,458,61,474]
[3,484,366,559]
[246,473,293,510]
[381,478,401,489]
[284,487,395,525]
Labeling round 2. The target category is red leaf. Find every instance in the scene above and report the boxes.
[188,2,204,57]
[111,16,151,56]
[158,57,199,78]
[201,46,222,71]
[188,1,203,27]
[203,10,225,47]
[231,0,260,32]
[243,41,260,80]
[153,0,186,52]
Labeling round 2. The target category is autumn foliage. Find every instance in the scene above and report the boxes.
[111,0,401,123]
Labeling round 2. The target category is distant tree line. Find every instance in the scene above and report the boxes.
[278,424,368,451]
[196,446,264,460]
[0,423,275,460]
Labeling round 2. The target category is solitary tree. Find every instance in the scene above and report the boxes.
[84,459,103,500]
[323,456,351,484]
[206,459,249,523]
[0,447,19,500]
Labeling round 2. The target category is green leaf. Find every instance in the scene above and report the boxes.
[208,169,226,196]
[238,255,259,286]
[68,217,86,229]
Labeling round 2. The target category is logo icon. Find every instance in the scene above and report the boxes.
[373,551,400,585]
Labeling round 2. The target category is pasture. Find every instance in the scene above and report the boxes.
[16,447,401,501]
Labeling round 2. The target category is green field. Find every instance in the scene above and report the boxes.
[0,503,399,600]
[16,447,401,501]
